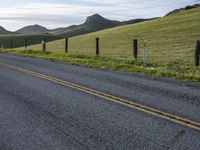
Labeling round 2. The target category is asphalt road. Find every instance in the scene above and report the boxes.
[0,53,200,150]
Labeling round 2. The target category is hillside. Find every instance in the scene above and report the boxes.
[28,7,200,65]
[0,26,13,34]
[16,24,49,34]
[51,14,120,37]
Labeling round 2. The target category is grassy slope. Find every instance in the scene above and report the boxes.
[28,7,200,65]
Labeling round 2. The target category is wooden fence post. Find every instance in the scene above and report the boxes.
[10,40,13,49]
[143,42,147,66]
[65,38,68,53]
[42,39,46,52]
[96,37,99,56]
[195,40,200,66]
[133,39,138,60]
[25,38,28,49]
[0,41,3,49]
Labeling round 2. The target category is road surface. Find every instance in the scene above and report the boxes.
[0,53,200,150]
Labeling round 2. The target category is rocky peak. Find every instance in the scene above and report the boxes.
[85,14,106,24]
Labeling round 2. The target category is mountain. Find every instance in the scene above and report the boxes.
[1,14,157,38]
[51,14,158,38]
[84,14,120,30]
[51,14,121,37]
[166,3,200,16]
[0,26,12,34]
[16,24,49,34]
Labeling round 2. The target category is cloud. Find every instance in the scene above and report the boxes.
[0,0,199,31]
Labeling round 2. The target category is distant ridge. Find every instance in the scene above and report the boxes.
[16,24,49,34]
[0,14,157,38]
[166,3,200,16]
[0,26,12,34]
[121,18,158,25]
[1,3,200,37]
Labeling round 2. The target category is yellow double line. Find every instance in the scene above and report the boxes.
[0,61,200,132]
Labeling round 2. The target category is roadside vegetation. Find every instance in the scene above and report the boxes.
[1,49,199,81]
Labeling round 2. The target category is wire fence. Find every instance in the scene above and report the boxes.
[0,37,199,66]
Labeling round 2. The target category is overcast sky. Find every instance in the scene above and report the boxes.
[0,0,199,31]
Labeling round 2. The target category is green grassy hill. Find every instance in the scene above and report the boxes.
[24,8,200,65]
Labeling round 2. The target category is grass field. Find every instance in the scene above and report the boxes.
[25,7,200,66]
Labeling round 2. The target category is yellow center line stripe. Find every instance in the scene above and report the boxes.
[0,61,200,132]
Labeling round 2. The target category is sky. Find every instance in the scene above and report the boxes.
[0,0,199,31]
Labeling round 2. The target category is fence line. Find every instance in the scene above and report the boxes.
[0,37,199,66]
